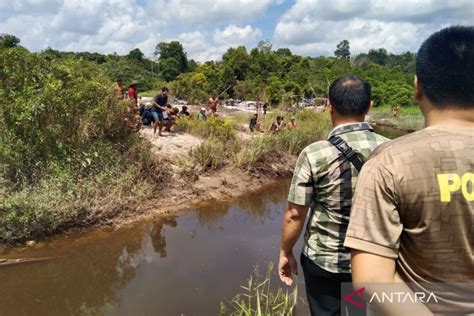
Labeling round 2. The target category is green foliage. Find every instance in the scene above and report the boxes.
[334,40,350,60]
[0,47,133,184]
[234,136,276,170]
[193,139,226,171]
[127,48,144,62]
[0,48,165,243]
[155,41,189,81]
[159,57,181,82]
[0,34,20,48]
[176,117,238,171]
[223,46,250,81]
[236,110,331,170]
[220,262,297,316]
[176,117,236,142]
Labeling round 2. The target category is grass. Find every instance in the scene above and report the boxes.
[369,105,424,131]
[235,109,331,171]
[176,109,331,173]
[0,140,169,244]
[220,262,298,316]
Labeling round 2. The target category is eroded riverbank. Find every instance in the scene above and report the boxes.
[0,180,311,316]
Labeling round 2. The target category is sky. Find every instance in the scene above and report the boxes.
[0,0,472,62]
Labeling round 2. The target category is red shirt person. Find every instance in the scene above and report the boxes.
[128,83,138,107]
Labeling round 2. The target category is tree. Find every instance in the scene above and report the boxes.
[334,40,350,60]
[188,59,198,72]
[367,48,389,66]
[127,48,144,62]
[257,40,273,54]
[0,34,20,48]
[275,48,292,57]
[222,46,249,81]
[155,41,189,73]
[159,57,181,82]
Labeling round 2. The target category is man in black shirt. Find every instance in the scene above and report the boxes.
[152,87,169,136]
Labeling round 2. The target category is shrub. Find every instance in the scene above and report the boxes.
[235,136,276,170]
[176,117,236,143]
[193,139,226,171]
[0,47,131,185]
[0,48,166,243]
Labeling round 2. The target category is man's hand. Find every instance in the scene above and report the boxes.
[279,250,298,286]
[279,202,308,286]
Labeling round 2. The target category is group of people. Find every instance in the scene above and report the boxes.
[249,114,297,133]
[116,84,192,136]
[279,26,473,315]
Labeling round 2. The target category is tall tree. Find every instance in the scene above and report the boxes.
[275,48,292,57]
[159,57,181,82]
[367,48,389,66]
[222,46,249,81]
[155,41,189,73]
[127,48,144,62]
[0,34,20,48]
[334,40,350,60]
[257,39,273,53]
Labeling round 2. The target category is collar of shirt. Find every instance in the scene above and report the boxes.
[327,122,374,139]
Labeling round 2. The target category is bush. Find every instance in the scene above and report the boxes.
[235,136,276,170]
[0,48,166,243]
[0,47,131,185]
[176,116,236,142]
[192,139,226,171]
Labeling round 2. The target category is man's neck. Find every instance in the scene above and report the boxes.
[332,116,365,128]
[424,108,474,128]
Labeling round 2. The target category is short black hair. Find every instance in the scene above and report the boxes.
[162,86,169,92]
[328,74,371,116]
[416,26,474,109]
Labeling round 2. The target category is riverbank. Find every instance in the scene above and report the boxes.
[368,105,424,131]
[0,107,330,247]
[1,101,423,247]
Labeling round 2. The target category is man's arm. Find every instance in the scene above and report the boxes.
[351,250,397,283]
[152,97,167,111]
[279,202,309,286]
[351,250,432,315]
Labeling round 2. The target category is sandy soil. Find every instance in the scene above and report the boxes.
[119,106,297,227]
[140,127,202,160]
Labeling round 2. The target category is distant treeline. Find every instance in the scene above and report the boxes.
[1,34,417,107]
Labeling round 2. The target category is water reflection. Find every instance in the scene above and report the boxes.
[150,215,177,258]
[0,180,306,316]
[0,226,147,316]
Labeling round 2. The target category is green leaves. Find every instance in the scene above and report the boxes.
[0,47,131,185]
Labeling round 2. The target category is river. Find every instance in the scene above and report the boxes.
[0,125,407,316]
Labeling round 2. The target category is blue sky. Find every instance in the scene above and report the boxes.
[0,0,472,61]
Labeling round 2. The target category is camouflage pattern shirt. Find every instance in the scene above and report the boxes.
[288,122,389,273]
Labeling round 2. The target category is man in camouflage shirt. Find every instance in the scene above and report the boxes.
[279,74,388,315]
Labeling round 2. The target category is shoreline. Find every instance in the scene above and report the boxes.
[0,165,293,257]
[1,107,421,250]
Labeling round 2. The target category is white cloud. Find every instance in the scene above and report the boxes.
[0,0,471,61]
[274,0,473,56]
[213,24,262,46]
[175,25,262,62]
[146,0,275,26]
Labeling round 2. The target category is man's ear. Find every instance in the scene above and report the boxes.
[414,75,423,101]
[367,100,373,114]
[327,102,334,114]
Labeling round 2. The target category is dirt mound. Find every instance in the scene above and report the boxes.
[139,127,202,160]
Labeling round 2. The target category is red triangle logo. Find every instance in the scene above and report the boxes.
[343,287,366,309]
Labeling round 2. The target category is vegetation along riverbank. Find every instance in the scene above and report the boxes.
[1,37,423,245]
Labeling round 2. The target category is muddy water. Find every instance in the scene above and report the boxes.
[373,124,412,139]
[0,127,408,316]
[0,181,309,316]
